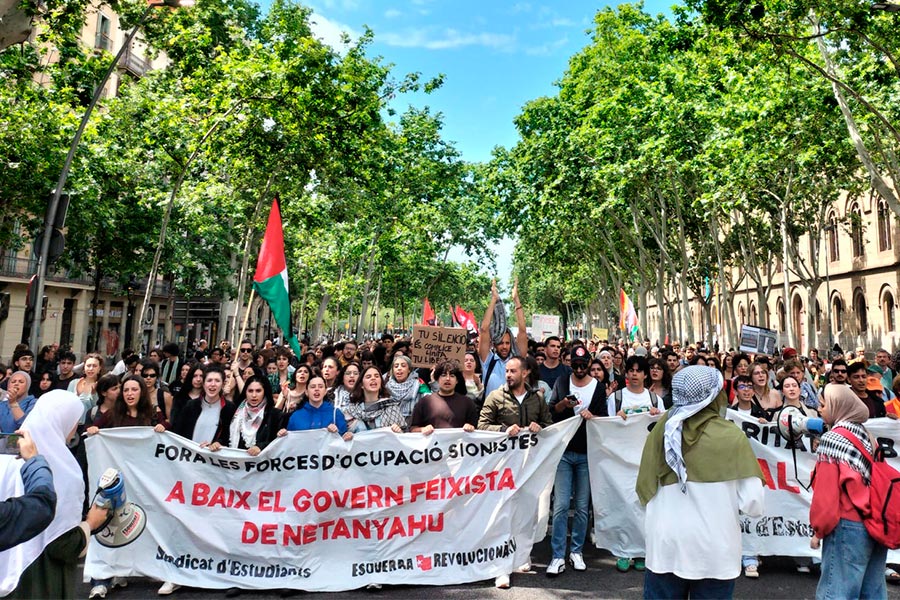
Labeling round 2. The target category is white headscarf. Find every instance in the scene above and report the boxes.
[664,366,724,491]
[0,390,84,594]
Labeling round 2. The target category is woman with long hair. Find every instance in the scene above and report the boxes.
[332,362,361,412]
[86,375,166,432]
[648,357,673,409]
[722,353,735,380]
[344,366,405,433]
[320,356,340,391]
[171,363,204,427]
[278,364,312,413]
[34,370,57,399]
[462,351,483,401]
[210,375,282,456]
[86,374,121,425]
[385,355,423,424]
[68,352,103,424]
[751,362,782,421]
[811,384,887,598]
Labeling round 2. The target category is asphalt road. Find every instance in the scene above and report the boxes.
[76,539,900,599]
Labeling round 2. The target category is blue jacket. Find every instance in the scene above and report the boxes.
[0,455,57,551]
[0,395,37,433]
[286,401,348,435]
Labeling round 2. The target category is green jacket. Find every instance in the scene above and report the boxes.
[477,385,553,432]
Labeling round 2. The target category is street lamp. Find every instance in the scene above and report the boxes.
[29,0,194,352]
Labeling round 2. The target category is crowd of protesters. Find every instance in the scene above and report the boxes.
[2,282,900,599]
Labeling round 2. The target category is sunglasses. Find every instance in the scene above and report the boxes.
[240,348,252,353]
[832,369,847,374]
[736,384,752,390]
[142,373,158,378]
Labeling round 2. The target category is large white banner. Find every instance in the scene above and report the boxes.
[84,419,579,591]
[587,412,900,561]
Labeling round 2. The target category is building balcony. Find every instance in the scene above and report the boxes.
[120,46,150,77]
[0,255,171,297]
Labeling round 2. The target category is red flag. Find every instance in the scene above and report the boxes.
[454,306,478,334]
[664,334,670,346]
[422,298,435,325]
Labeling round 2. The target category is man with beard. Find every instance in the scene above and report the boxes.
[546,346,607,576]
[478,355,552,589]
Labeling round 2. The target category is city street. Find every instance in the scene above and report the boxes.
[77,539,900,599]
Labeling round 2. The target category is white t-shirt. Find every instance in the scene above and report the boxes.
[607,388,664,417]
[569,378,598,414]
[513,392,527,405]
[645,478,765,579]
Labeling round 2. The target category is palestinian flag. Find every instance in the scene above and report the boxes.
[253,199,301,355]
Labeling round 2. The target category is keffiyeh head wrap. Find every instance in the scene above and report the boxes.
[664,366,724,492]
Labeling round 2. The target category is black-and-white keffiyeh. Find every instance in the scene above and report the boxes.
[229,401,265,449]
[386,355,420,418]
[817,421,873,483]
[664,366,724,491]
[344,398,405,430]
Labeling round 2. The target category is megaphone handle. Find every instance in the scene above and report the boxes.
[787,417,812,492]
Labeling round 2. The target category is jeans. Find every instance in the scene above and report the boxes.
[643,570,735,599]
[550,451,590,559]
[741,555,758,568]
[817,518,887,600]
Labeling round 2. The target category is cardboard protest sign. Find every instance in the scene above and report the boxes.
[739,324,779,356]
[410,326,467,368]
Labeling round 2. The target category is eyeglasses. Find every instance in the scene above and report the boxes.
[736,384,752,390]
[142,373,158,378]
[240,348,252,353]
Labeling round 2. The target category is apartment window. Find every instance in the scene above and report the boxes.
[878,198,892,252]
[850,202,864,257]
[827,214,839,262]
[884,291,896,332]
[833,296,843,333]
[95,13,112,51]
[854,289,867,334]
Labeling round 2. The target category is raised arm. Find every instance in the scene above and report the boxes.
[478,279,500,363]
[511,280,528,356]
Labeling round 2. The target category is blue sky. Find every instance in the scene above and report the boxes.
[260,0,674,283]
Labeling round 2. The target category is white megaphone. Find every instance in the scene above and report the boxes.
[93,468,147,548]
[776,405,825,442]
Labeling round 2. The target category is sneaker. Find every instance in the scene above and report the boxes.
[745,565,759,578]
[569,553,587,571]
[633,559,645,572]
[89,584,108,599]
[546,558,566,576]
[158,582,181,596]
[494,574,510,589]
[365,584,382,590]
[517,562,532,573]
[796,565,811,574]
[111,578,128,589]
[615,557,632,572]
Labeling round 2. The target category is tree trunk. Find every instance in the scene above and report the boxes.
[231,174,276,348]
[311,289,330,343]
[781,205,794,348]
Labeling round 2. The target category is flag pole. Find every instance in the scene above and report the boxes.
[238,288,255,347]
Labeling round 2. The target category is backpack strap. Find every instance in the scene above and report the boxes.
[833,426,876,462]
[478,356,498,406]
[614,389,624,413]
[648,390,660,409]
